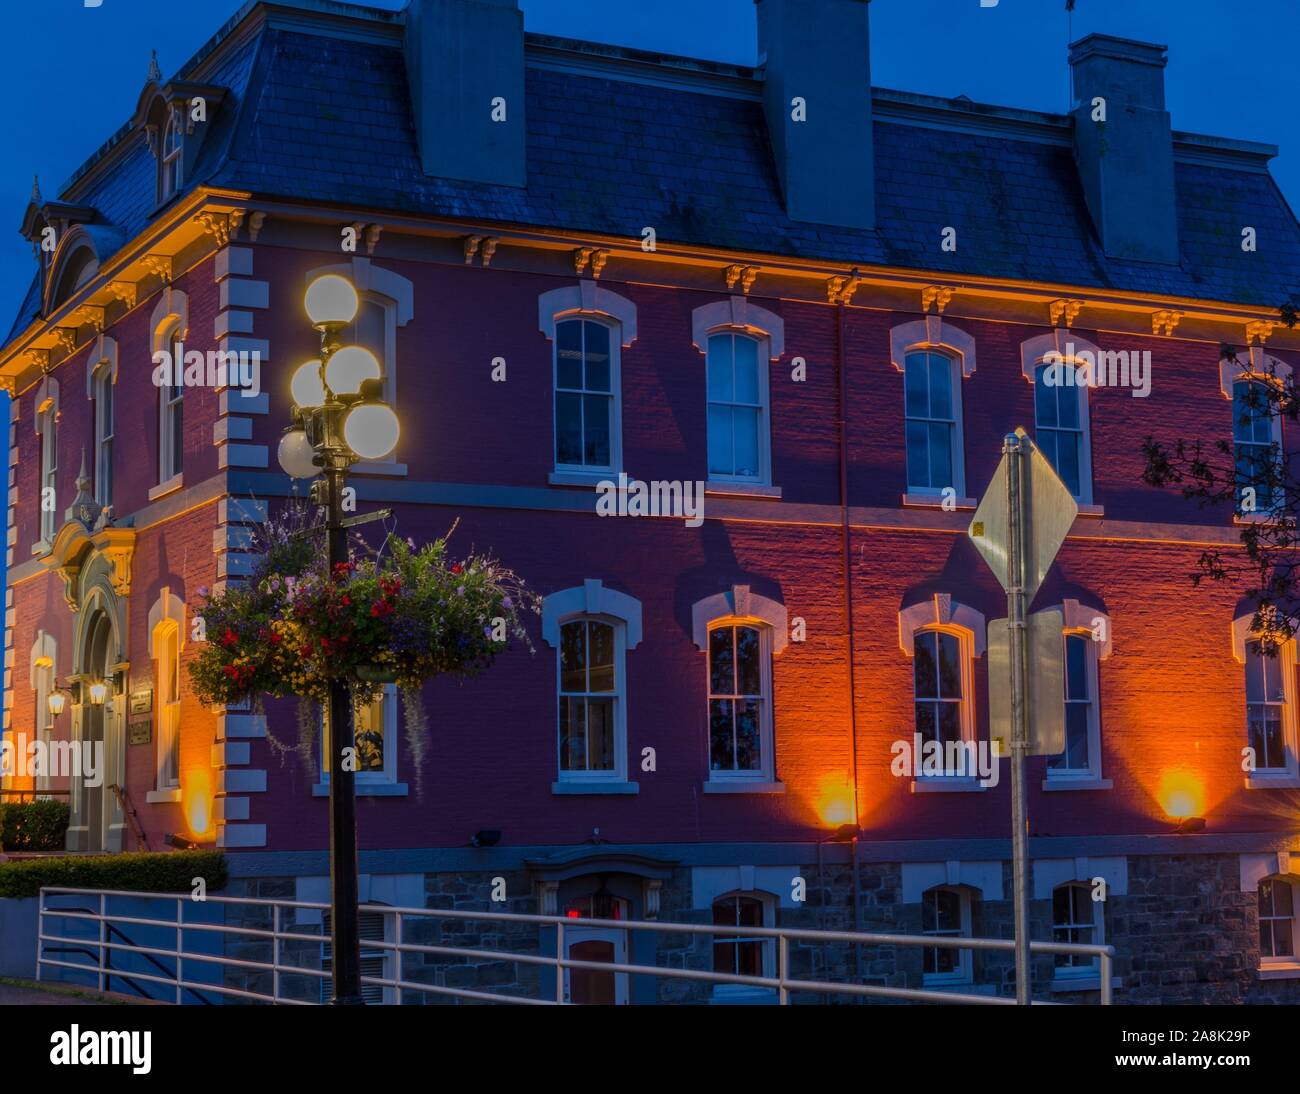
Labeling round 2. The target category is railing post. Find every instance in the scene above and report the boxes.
[1100,948,1113,1005]
[555,922,566,1004]
[35,889,44,983]
[778,935,790,1005]
[392,911,402,1004]
[176,897,183,1005]
[272,903,281,1003]
[97,892,107,993]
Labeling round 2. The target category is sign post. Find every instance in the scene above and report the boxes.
[969,428,1078,1005]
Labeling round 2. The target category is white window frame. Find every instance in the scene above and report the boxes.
[1231,377,1284,516]
[93,362,114,510]
[319,684,400,788]
[902,350,965,499]
[704,330,771,486]
[921,885,973,986]
[1020,332,1097,507]
[910,625,976,777]
[1051,880,1102,980]
[1048,631,1103,781]
[160,107,183,201]
[1258,875,1299,967]
[551,316,622,478]
[159,322,184,484]
[554,613,627,784]
[153,621,181,792]
[705,618,775,783]
[1232,613,1300,788]
[710,889,776,998]
[30,634,57,794]
[37,402,57,545]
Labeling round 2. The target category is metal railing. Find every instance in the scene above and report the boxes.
[36,886,1115,1005]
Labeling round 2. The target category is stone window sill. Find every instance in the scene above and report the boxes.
[705,481,782,499]
[146,788,182,804]
[902,493,976,510]
[551,780,639,795]
[1257,962,1300,980]
[1042,776,1113,792]
[148,474,184,501]
[703,780,786,794]
[1245,773,1300,790]
[312,782,408,797]
[911,777,985,793]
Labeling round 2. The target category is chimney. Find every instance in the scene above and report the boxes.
[754,0,874,231]
[404,0,526,187]
[1069,34,1178,265]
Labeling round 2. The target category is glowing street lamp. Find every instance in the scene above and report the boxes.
[87,681,108,705]
[275,274,402,1006]
[47,690,67,717]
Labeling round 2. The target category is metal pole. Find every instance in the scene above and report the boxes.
[326,458,363,1005]
[1005,433,1032,1005]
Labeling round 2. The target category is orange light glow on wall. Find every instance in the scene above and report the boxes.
[817,776,856,827]
[183,768,214,840]
[1158,770,1205,819]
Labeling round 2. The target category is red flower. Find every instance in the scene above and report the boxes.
[268,631,282,645]
[222,628,238,648]
[451,563,462,575]
[342,595,351,606]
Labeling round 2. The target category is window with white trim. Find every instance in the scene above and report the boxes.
[712,892,774,980]
[1047,632,1103,779]
[706,332,769,484]
[904,351,960,495]
[93,362,113,510]
[159,323,183,483]
[708,621,774,779]
[1034,362,1088,499]
[1052,881,1100,974]
[922,885,972,984]
[160,108,183,201]
[554,319,617,474]
[320,685,398,785]
[155,621,181,791]
[557,616,625,780]
[912,628,972,773]
[31,642,55,792]
[1233,378,1282,514]
[1245,642,1296,774]
[38,403,56,544]
[1259,877,1297,963]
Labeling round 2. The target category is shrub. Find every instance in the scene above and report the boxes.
[0,800,71,852]
[0,850,227,900]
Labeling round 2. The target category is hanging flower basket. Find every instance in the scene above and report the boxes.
[189,512,537,709]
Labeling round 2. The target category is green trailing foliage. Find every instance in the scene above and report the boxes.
[0,850,227,900]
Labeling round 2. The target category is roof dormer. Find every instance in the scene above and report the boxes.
[132,51,227,207]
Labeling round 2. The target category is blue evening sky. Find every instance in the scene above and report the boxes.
[0,0,1295,317]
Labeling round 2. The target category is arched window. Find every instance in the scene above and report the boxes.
[706,331,768,484]
[707,620,772,777]
[155,620,181,791]
[1258,876,1297,963]
[922,885,973,984]
[542,580,642,791]
[1232,378,1282,514]
[554,318,617,474]
[1034,360,1088,499]
[37,400,57,545]
[904,351,961,496]
[320,685,399,789]
[1046,602,1112,787]
[30,633,57,793]
[1052,881,1101,976]
[160,108,183,201]
[159,322,184,484]
[93,362,114,510]
[712,892,774,979]
[1232,609,1300,786]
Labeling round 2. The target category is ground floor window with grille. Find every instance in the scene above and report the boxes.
[1052,882,1100,975]
[322,909,389,1004]
[1259,878,1296,963]
[711,893,774,999]
[922,886,972,984]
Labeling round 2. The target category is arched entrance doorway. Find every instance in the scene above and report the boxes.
[77,610,115,851]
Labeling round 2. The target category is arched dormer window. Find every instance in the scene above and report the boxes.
[692,297,783,491]
[160,108,184,201]
[890,317,977,505]
[133,77,226,209]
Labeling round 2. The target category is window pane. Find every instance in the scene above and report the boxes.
[1066,635,1089,701]
[938,702,961,746]
[906,420,930,490]
[735,699,761,770]
[587,697,615,770]
[904,356,929,419]
[709,627,734,695]
[710,698,735,769]
[733,407,760,478]
[587,621,615,693]
[934,889,961,931]
[556,393,583,465]
[1057,383,1080,430]
[914,632,938,699]
[560,621,585,692]
[938,633,962,699]
[1064,703,1090,769]
[354,696,384,772]
[556,321,583,389]
[1055,432,1081,496]
[733,337,759,404]
[707,336,733,402]
[1034,366,1058,427]
[560,698,585,770]
[583,322,611,392]
[928,422,953,491]
[736,626,761,696]
[707,405,733,476]
[583,393,610,466]
[1246,650,1265,703]
[928,356,952,420]
[916,700,937,744]
[171,402,184,474]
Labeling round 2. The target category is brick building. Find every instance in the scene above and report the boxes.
[2,0,1299,1003]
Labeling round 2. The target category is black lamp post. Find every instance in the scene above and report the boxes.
[278,274,400,1006]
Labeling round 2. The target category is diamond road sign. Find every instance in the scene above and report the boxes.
[967,428,1078,603]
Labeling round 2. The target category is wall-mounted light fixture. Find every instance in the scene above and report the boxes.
[87,681,109,705]
[47,690,67,716]
[1175,816,1206,834]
